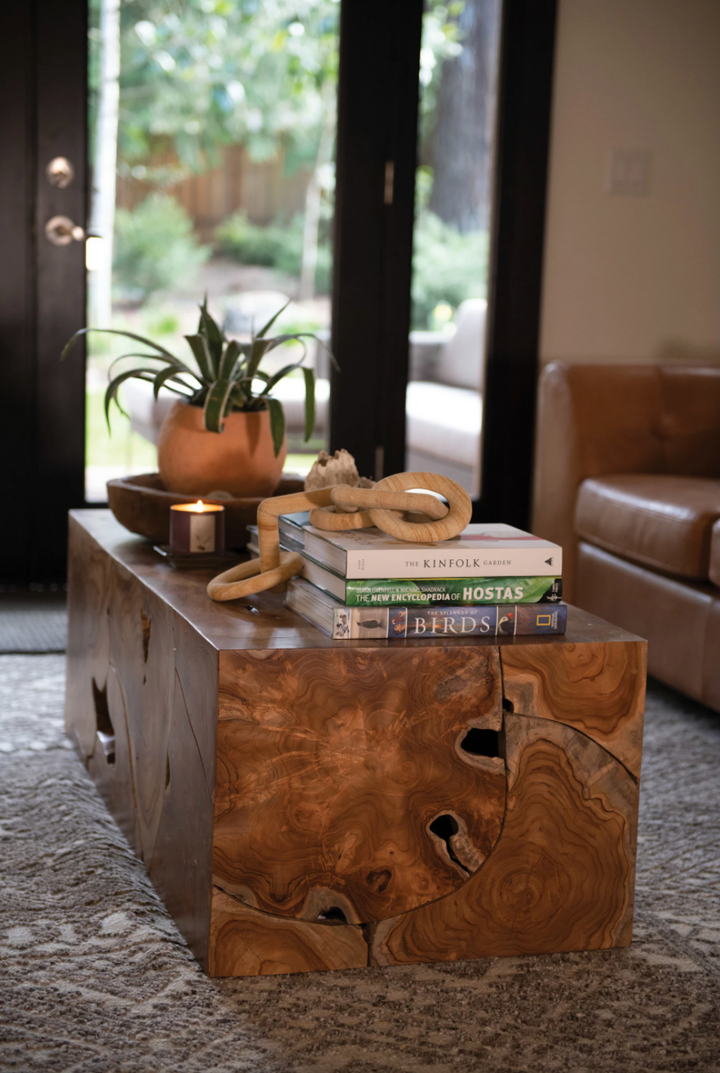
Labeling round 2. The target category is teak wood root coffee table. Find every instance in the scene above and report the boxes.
[65,511,646,977]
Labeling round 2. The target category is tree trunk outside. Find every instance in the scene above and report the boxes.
[299,91,335,303]
[428,0,501,233]
[88,0,120,328]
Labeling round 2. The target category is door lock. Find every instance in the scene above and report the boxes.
[45,216,85,246]
[46,156,75,188]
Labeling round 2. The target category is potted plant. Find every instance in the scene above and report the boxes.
[63,298,334,497]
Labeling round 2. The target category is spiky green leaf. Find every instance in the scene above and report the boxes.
[152,365,189,400]
[104,368,158,431]
[198,296,224,375]
[203,379,236,433]
[61,326,177,362]
[258,362,304,395]
[316,336,341,373]
[245,337,275,381]
[302,366,316,442]
[106,352,196,384]
[266,397,286,457]
[218,339,241,381]
[255,298,292,340]
[184,334,215,383]
[261,332,338,372]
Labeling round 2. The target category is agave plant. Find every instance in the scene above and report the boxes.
[62,298,334,455]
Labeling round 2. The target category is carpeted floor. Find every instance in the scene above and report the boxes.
[0,591,67,654]
[0,654,719,1073]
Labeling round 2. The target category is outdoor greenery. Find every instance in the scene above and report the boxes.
[411,212,487,330]
[410,167,487,329]
[105,0,341,176]
[66,298,332,456]
[215,212,331,294]
[113,193,210,301]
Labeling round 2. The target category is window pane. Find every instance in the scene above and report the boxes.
[86,0,339,501]
[407,0,501,498]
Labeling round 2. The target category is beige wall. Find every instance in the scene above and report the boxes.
[540,0,720,365]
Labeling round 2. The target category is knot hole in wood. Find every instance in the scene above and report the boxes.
[92,677,115,765]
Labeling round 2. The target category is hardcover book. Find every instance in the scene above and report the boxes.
[246,531,562,605]
[276,515,562,579]
[285,578,568,640]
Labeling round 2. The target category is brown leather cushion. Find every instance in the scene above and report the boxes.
[711,519,720,588]
[575,474,720,580]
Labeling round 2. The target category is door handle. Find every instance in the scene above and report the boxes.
[45,215,85,246]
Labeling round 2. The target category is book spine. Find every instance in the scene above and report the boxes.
[342,576,562,606]
[328,604,568,640]
[345,547,561,579]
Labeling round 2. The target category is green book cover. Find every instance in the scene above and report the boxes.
[343,576,562,607]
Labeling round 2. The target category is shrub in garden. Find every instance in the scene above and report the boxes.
[215,212,331,295]
[113,193,210,302]
[411,211,488,330]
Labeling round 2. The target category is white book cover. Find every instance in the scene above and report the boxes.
[294,521,562,579]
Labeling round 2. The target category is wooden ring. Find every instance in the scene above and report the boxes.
[207,551,303,602]
[330,485,448,520]
[369,472,471,543]
[308,505,374,530]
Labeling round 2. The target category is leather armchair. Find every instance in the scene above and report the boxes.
[533,362,720,710]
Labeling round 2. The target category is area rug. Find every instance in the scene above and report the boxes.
[0,655,718,1073]
[0,594,67,654]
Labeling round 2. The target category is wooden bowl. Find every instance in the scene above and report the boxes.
[106,472,305,550]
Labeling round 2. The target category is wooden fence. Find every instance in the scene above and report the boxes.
[116,144,311,240]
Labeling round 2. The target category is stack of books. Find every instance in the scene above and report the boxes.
[247,514,566,641]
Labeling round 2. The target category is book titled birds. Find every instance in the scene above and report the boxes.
[247,513,567,640]
[286,577,568,640]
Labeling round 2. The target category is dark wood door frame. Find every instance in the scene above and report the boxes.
[0,0,87,583]
[479,0,557,528]
[331,0,558,530]
[330,0,424,481]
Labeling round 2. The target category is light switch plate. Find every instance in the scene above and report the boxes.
[607,149,652,196]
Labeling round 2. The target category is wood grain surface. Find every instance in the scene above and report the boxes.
[214,646,506,924]
[65,515,218,970]
[66,512,646,978]
[209,888,368,976]
[370,714,638,966]
[501,641,646,776]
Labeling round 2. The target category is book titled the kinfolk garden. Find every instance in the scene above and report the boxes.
[277,516,562,579]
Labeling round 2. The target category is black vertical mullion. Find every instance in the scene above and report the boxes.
[478,0,557,527]
[330,0,423,481]
[378,7,423,479]
[34,0,88,579]
[0,5,36,580]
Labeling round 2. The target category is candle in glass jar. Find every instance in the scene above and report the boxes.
[169,501,225,556]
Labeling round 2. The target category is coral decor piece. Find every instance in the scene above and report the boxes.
[303,449,374,492]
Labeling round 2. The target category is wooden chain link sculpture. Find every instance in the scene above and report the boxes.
[207,471,472,603]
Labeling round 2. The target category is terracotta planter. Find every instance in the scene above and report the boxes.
[157,401,287,497]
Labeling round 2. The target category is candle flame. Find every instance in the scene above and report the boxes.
[191,500,206,512]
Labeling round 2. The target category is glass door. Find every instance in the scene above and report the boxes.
[86,0,340,501]
[406,0,501,498]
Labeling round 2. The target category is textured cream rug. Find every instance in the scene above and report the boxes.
[0,655,719,1073]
